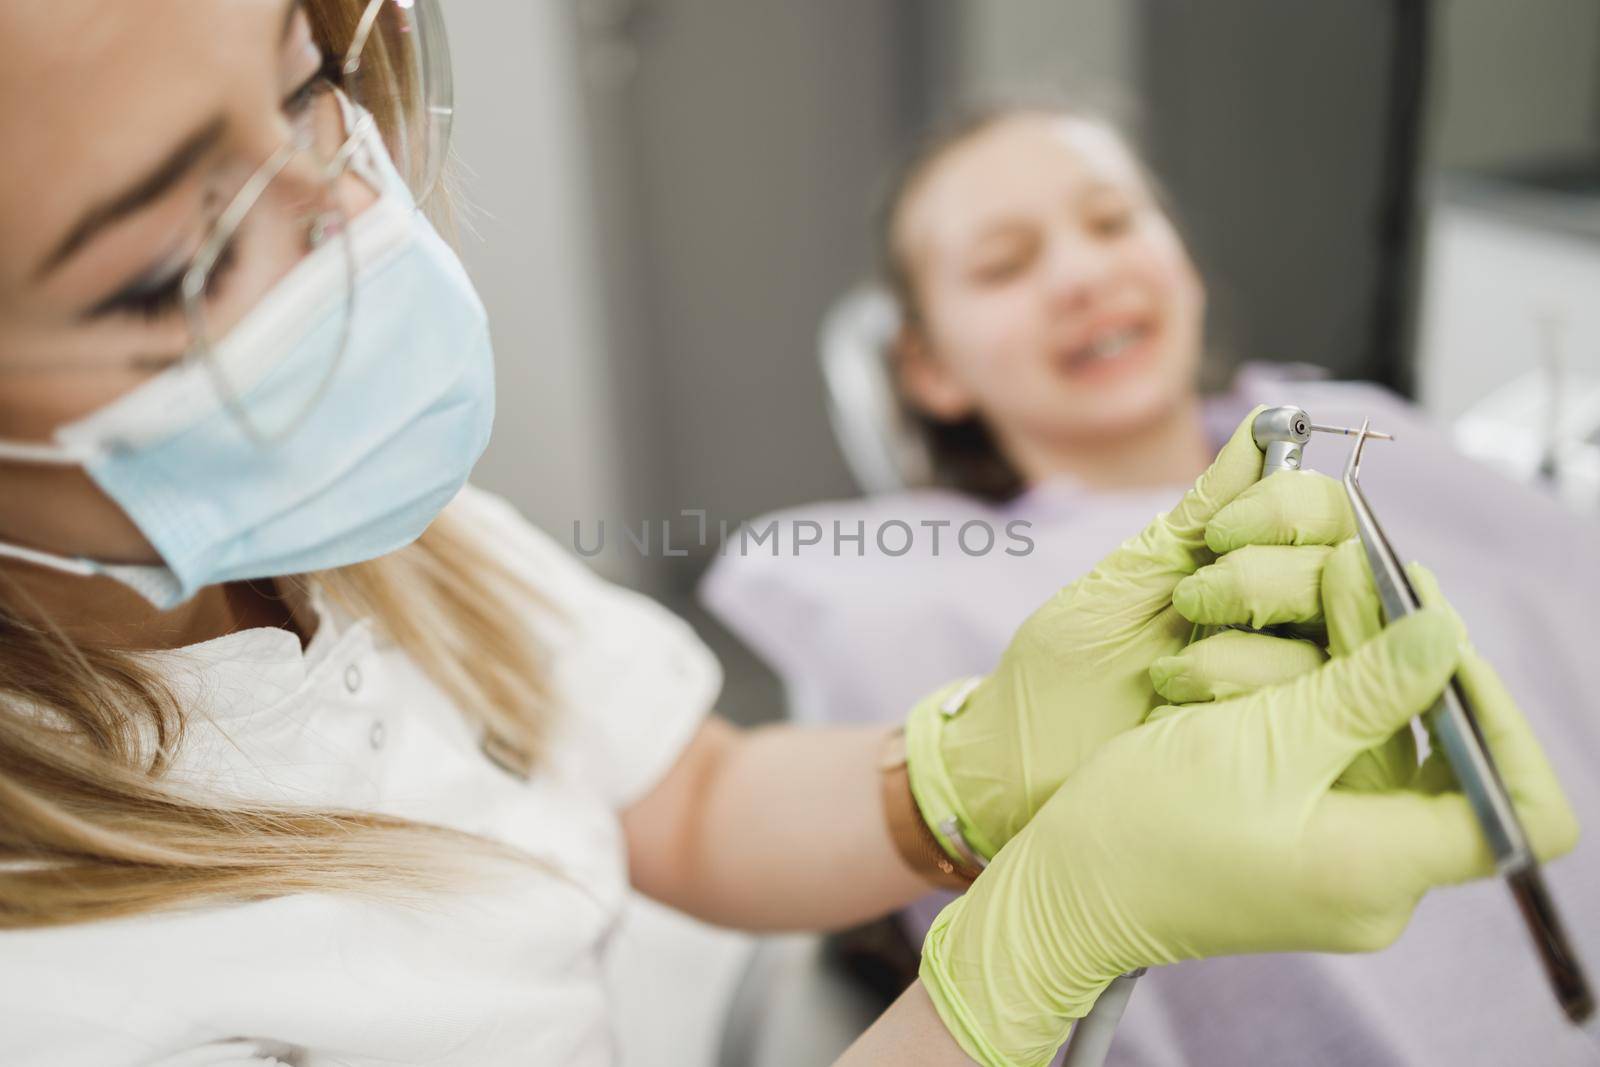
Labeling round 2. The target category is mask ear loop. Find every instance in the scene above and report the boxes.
[0,436,114,577]
[0,540,99,578]
[328,86,388,192]
[0,526,188,606]
[0,438,97,465]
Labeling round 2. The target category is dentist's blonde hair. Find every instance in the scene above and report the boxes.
[0,0,551,929]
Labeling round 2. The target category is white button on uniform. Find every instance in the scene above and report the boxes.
[369,721,386,751]
[344,664,363,694]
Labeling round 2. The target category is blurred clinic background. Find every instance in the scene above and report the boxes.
[439,3,1600,1061]
[448,0,1600,728]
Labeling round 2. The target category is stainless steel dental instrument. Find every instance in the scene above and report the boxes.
[1343,419,1594,1027]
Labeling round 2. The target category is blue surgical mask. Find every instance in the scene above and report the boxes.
[0,117,495,610]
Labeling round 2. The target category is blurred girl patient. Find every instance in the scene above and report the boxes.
[703,104,1600,1065]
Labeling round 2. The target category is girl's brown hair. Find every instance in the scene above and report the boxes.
[0,1,553,929]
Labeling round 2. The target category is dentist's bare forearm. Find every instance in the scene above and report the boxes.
[621,717,933,930]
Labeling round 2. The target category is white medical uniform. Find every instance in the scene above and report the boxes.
[1,487,720,1067]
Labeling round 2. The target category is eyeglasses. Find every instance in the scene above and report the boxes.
[2,0,455,445]
[178,80,365,444]
[193,0,455,442]
[343,0,456,208]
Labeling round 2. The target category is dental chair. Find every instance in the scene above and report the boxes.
[818,286,931,494]
[712,288,931,1067]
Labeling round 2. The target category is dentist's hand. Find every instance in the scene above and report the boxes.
[1166,524,1572,798]
[903,409,1313,863]
[1158,470,1416,789]
[920,608,1579,1067]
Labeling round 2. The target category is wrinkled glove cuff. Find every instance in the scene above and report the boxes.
[905,679,1000,864]
[919,896,1072,1067]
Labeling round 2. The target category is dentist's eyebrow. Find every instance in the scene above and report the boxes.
[33,116,228,282]
[34,0,305,283]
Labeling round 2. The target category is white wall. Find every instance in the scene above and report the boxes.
[444,1,634,581]
[1415,0,1600,420]
[1416,203,1600,421]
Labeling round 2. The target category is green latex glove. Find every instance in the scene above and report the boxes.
[1149,627,1325,704]
[921,608,1579,1067]
[1325,541,1482,794]
[1172,466,1356,637]
[1165,471,1415,789]
[1321,537,1402,656]
[906,407,1321,862]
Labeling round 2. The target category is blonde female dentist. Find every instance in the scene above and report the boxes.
[0,3,1576,1065]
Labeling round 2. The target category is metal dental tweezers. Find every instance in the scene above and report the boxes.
[1344,420,1594,1027]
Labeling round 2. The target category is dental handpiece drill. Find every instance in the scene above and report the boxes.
[1061,405,1387,1067]
[1250,404,1393,474]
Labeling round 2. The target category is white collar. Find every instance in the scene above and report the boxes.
[140,582,376,723]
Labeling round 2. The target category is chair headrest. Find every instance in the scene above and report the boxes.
[818,287,934,494]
